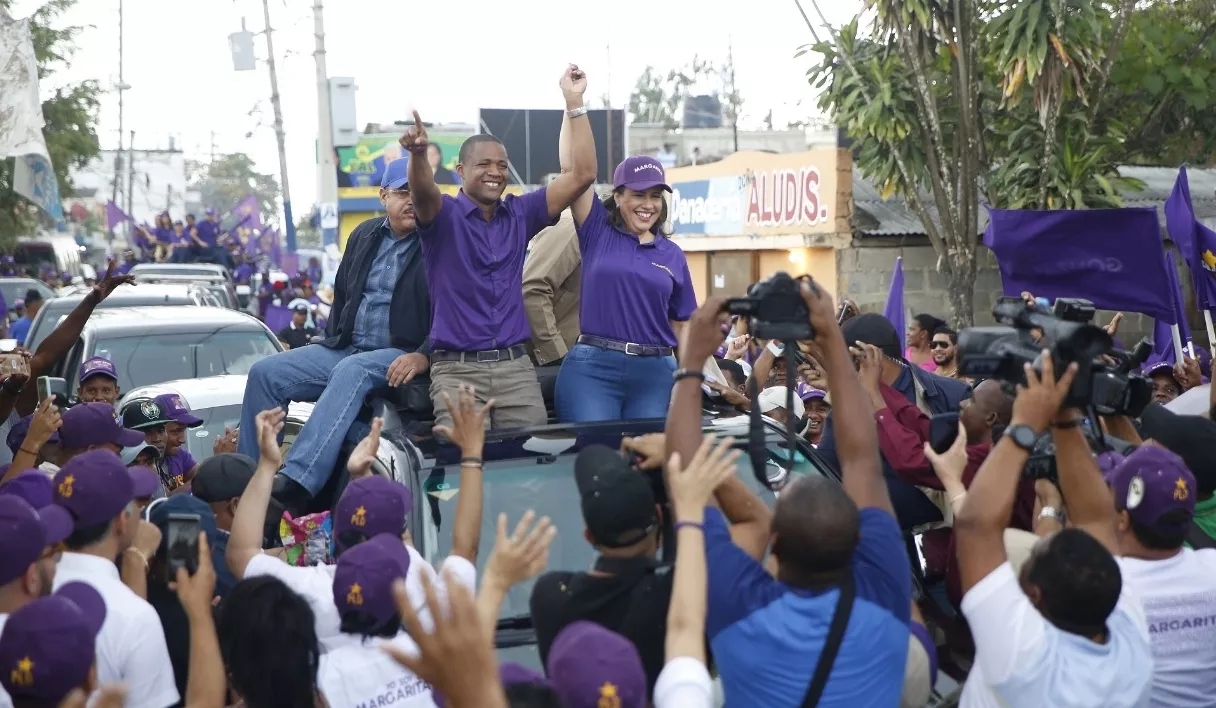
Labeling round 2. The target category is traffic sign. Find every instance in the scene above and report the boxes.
[319,202,339,230]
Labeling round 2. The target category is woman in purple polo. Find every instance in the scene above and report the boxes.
[555,154,697,422]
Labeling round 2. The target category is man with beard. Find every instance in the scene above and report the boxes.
[931,327,963,380]
[241,158,433,516]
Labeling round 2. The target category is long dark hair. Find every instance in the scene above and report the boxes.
[602,188,672,237]
[219,577,321,708]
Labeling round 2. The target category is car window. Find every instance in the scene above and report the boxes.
[417,439,819,623]
[183,404,242,463]
[89,329,280,391]
[0,280,52,309]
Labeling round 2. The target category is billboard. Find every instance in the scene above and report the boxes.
[665,150,848,237]
[479,108,626,186]
[336,128,474,189]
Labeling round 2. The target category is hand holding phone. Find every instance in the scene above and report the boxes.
[166,513,201,576]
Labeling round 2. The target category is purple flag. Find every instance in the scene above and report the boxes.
[883,256,906,349]
[267,228,282,269]
[281,251,300,276]
[264,304,293,334]
[1147,251,1193,366]
[228,195,263,231]
[1164,166,1216,310]
[984,207,1177,323]
[105,201,131,230]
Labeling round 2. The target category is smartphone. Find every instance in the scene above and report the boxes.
[36,375,52,403]
[166,513,201,576]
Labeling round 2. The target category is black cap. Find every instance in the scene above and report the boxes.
[191,453,257,503]
[1138,403,1216,494]
[574,445,658,548]
[120,398,174,430]
[291,303,309,314]
[841,313,901,360]
[23,289,42,305]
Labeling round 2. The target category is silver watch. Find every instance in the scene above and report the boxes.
[566,106,588,119]
[1038,506,1065,524]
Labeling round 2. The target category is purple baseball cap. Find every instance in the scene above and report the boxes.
[0,582,106,705]
[1141,360,1179,380]
[332,534,411,625]
[0,469,56,510]
[796,382,827,402]
[332,476,412,545]
[50,449,146,528]
[0,495,71,585]
[13,298,23,308]
[153,393,203,428]
[128,466,161,499]
[58,402,146,450]
[1106,445,1196,535]
[612,155,671,193]
[78,356,118,384]
[434,663,549,707]
[205,207,216,216]
[7,413,60,455]
[547,621,647,708]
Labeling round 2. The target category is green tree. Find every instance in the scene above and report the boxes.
[627,56,745,130]
[799,0,1215,325]
[0,0,102,244]
[294,212,321,249]
[187,153,279,225]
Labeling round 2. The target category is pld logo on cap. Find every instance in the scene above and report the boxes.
[346,583,363,606]
[10,656,33,686]
[350,506,366,527]
[598,683,620,708]
[57,474,75,499]
[140,401,161,420]
[1175,478,1190,501]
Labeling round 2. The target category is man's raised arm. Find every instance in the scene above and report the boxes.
[402,110,444,225]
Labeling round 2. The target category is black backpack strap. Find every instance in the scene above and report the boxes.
[1186,522,1216,550]
[800,575,857,708]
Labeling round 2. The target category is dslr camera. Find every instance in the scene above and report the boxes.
[725,272,814,342]
[956,297,1153,417]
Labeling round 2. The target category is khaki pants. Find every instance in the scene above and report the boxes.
[430,356,547,430]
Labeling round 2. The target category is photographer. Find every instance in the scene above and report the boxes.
[954,355,1153,707]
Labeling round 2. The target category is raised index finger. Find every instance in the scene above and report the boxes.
[412,110,423,128]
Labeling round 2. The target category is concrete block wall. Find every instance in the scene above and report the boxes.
[835,242,1160,346]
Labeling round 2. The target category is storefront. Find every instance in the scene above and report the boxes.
[665,149,853,302]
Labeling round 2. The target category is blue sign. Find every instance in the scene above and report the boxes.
[668,176,746,236]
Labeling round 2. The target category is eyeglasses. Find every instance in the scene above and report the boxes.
[930,341,952,350]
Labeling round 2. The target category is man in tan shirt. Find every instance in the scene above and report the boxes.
[523,212,581,367]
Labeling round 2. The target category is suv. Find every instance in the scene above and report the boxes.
[42,306,282,394]
[23,283,220,351]
[132,271,239,310]
[129,263,233,281]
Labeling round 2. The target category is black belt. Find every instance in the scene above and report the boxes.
[577,335,673,357]
[430,343,528,364]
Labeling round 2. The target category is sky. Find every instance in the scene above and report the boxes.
[11,0,863,222]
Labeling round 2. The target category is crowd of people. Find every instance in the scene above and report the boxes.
[0,61,1213,708]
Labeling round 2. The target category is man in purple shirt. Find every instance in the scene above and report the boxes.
[154,393,202,490]
[402,64,598,429]
[195,208,234,269]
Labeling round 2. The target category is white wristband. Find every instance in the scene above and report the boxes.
[767,341,785,357]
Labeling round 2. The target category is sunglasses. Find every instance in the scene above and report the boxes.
[930,341,952,350]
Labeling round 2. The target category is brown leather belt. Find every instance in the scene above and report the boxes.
[430,343,529,364]
[577,335,673,357]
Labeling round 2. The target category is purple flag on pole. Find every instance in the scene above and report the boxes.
[984,207,1177,323]
[883,256,906,349]
[1147,251,1193,366]
[228,195,263,231]
[267,228,282,269]
[1164,166,1216,310]
[264,304,293,334]
[105,200,130,230]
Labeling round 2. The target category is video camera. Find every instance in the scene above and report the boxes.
[1024,424,1138,482]
[725,272,815,342]
[956,297,1153,417]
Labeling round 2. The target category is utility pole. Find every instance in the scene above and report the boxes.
[210,130,217,163]
[605,41,613,183]
[109,0,127,244]
[261,0,296,252]
[727,37,739,153]
[126,130,136,239]
[314,0,338,247]
[165,183,173,213]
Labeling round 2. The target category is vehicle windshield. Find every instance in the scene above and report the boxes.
[0,280,52,311]
[183,404,242,462]
[91,330,280,391]
[417,437,822,624]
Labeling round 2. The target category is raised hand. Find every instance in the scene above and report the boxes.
[1011,354,1079,434]
[26,395,62,448]
[620,432,666,470]
[92,259,136,300]
[255,407,285,468]
[666,435,739,519]
[433,384,493,456]
[400,110,429,155]
[559,63,588,101]
[347,417,383,480]
[173,532,218,614]
[725,335,750,360]
[212,425,238,455]
[482,511,556,592]
[678,295,730,370]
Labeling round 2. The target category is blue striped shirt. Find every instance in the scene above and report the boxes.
[352,221,418,351]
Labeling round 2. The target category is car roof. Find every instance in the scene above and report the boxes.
[130,263,228,276]
[49,282,205,304]
[122,374,249,410]
[81,306,267,333]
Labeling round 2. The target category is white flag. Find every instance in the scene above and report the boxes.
[0,8,62,219]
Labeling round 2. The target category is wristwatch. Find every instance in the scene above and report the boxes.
[1038,506,1066,525]
[1003,424,1039,452]
[566,106,588,119]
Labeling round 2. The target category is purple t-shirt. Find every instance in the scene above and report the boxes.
[164,448,196,490]
[577,194,696,347]
[419,189,555,351]
[196,220,219,247]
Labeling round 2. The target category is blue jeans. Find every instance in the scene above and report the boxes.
[238,344,405,494]
[554,343,676,422]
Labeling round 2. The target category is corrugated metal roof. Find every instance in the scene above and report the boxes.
[853,166,1216,237]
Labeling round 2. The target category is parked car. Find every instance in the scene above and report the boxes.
[133,274,239,309]
[120,374,312,464]
[41,306,282,394]
[0,277,56,319]
[22,283,221,352]
[129,262,232,281]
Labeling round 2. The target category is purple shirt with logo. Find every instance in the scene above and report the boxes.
[196,220,219,247]
[419,189,555,351]
[164,447,196,489]
[577,194,696,347]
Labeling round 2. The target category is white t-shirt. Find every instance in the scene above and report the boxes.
[1118,549,1216,708]
[0,613,9,708]
[319,633,435,708]
[244,543,476,652]
[654,657,714,708]
[960,562,1153,708]
[53,553,180,708]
